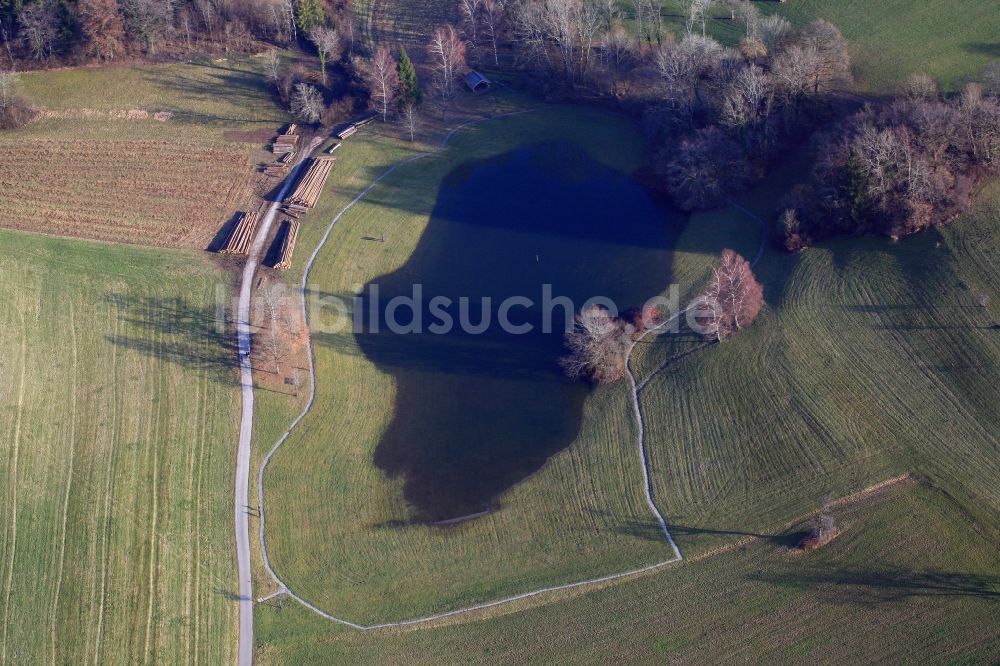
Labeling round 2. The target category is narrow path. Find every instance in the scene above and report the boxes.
[235,143,319,666]
[247,119,770,634]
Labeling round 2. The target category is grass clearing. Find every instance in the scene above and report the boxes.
[0,230,241,663]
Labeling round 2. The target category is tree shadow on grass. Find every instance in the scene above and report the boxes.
[104,292,239,386]
[753,567,1000,604]
[607,513,807,549]
[338,141,681,523]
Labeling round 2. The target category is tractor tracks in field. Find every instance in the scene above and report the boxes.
[243,116,770,637]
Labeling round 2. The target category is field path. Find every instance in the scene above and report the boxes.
[244,120,770,638]
[235,141,320,666]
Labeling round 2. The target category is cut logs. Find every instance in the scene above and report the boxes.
[282,157,335,217]
[220,211,259,255]
[274,220,299,270]
[262,151,294,177]
[272,133,299,154]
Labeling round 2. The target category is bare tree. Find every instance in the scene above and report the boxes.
[428,24,467,105]
[560,305,633,384]
[19,1,58,60]
[696,249,763,341]
[79,0,126,61]
[686,0,713,38]
[902,73,938,101]
[367,45,400,121]
[757,14,791,55]
[290,82,324,122]
[798,19,852,93]
[458,0,483,65]
[480,0,505,68]
[0,70,19,112]
[309,26,341,85]
[984,60,1000,96]
[263,49,281,84]
[401,101,419,141]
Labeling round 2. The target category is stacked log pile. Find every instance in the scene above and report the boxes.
[220,211,259,255]
[282,157,335,217]
[274,220,299,270]
[262,151,293,177]
[273,133,299,153]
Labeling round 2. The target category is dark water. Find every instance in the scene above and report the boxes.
[353,141,679,522]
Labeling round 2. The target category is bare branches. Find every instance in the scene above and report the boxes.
[309,26,341,85]
[427,24,466,104]
[696,249,763,342]
[560,305,634,384]
[290,82,323,123]
[367,45,400,121]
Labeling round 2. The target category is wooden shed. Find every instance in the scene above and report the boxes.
[465,70,492,93]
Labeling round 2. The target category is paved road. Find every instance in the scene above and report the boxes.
[235,144,318,666]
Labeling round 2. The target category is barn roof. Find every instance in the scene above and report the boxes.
[465,70,492,92]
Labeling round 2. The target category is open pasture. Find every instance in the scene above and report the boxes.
[0,229,241,664]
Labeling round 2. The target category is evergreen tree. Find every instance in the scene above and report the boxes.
[296,0,325,35]
[396,46,420,105]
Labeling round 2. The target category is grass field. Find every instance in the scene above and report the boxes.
[258,106,686,624]
[1,57,288,247]
[645,0,1000,92]
[0,229,240,664]
[252,95,1000,658]
[257,480,1000,663]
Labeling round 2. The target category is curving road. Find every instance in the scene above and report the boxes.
[234,143,318,666]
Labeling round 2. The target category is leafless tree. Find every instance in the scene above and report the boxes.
[686,0,713,38]
[480,0,505,68]
[721,64,774,150]
[401,101,419,141]
[0,70,18,112]
[798,19,852,93]
[560,305,633,384]
[697,248,763,342]
[290,82,324,122]
[428,24,466,104]
[19,1,58,60]
[78,0,125,61]
[263,50,281,84]
[367,45,400,121]
[984,60,1000,96]
[459,0,483,64]
[757,14,791,55]
[601,25,635,96]
[309,26,341,85]
[902,73,938,101]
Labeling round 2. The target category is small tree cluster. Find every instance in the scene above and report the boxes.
[650,18,852,210]
[560,305,635,384]
[779,74,1000,249]
[695,249,764,342]
[0,70,34,129]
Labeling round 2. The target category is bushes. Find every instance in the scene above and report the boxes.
[778,81,1000,249]
[0,97,36,130]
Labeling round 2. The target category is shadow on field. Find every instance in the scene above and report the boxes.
[609,514,806,549]
[754,567,1000,603]
[104,292,239,385]
[327,141,680,523]
[140,64,285,126]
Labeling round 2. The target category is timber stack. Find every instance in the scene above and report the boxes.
[273,123,299,154]
[220,211,260,255]
[263,151,293,177]
[282,157,335,217]
[274,220,299,270]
